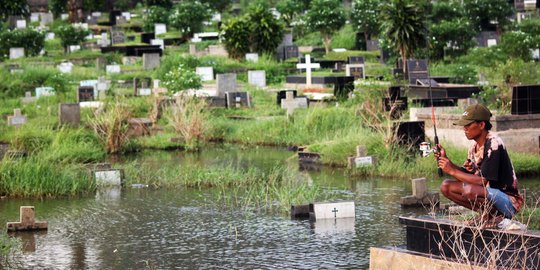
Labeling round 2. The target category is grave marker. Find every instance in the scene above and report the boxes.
[345,64,365,80]
[150,39,164,50]
[310,201,355,220]
[247,70,266,88]
[21,92,36,104]
[277,90,296,106]
[7,109,27,126]
[45,32,55,40]
[121,12,131,21]
[296,54,320,86]
[216,73,237,97]
[154,23,166,35]
[30,13,39,22]
[57,62,74,73]
[106,65,121,74]
[69,45,81,53]
[225,92,252,108]
[6,206,48,232]
[196,67,214,82]
[111,29,125,45]
[40,13,53,25]
[98,32,109,47]
[16,20,26,29]
[406,59,431,85]
[95,169,123,186]
[35,87,55,98]
[512,84,540,115]
[9,48,24,59]
[143,53,160,70]
[283,45,299,59]
[59,103,81,125]
[134,77,153,96]
[281,91,301,117]
[245,53,259,62]
[78,86,95,102]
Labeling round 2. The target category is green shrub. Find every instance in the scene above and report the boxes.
[54,24,90,52]
[162,64,202,92]
[169,0,212,39]
[0,28,45,60]
[500,31,540,61]
[143,6,170,32]
[330,25,357,50]
[430,63,478,84]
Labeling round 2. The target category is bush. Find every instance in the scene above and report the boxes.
[54,24,90,52]
[330,25,357,50]
[142,6,170,33]
[0,28,45,59]
[155,54,200,80]
[169,0,212,39]
[162,64,202,92]
[431,63,478,84]
[500,31,540,61]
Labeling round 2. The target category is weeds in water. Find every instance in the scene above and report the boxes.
[0,233,20,269]
[90,100,132,154]
[167,94,209,150]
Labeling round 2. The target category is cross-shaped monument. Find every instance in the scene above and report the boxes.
[281,91,301,117]
[7,108,27,126]
[296,54,320,86]
[6,206,48,232]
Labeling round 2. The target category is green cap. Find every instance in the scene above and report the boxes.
[453,104,492,126]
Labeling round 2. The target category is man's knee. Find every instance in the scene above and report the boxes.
[440,179,453,196]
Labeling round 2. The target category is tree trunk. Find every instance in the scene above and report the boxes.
[401,47,407,75]
[68,0,83,23]
[323,33,331,54]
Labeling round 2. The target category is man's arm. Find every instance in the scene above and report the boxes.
[436,144,488,186]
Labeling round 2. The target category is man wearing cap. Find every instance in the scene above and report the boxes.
[435,104,523,227]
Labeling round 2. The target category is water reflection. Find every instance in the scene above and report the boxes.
[0,145,538,269]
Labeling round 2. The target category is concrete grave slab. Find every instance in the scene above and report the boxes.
[216,73,237,97]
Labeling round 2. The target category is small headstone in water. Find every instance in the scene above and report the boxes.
[400,177,439,207]
[310,201,355,220]
[6,206,48,232]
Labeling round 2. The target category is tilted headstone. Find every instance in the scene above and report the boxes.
[346,64,365,80]
[196,67,214,82]
[225,92,252,108]
[216,73,237,97]
[248,70,266,88]
[154,23,167,35]
[150,39,164,50]
[106,65,121,74]
[6,206,48,232]
[9,48,25,59]
[296,54,320,86]
[59,103,81,125]
[7,109,27,126]
[21,92,36,104]
[310,201,355,220]
[35,87,55,98]
[245,53,259,63]
[143,53,160,70]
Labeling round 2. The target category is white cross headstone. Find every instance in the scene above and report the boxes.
[296,54,320,86]
[281,91,301,117]
[7,109,27,126]
[21,91,36,104]
[155,23,167,35]
[9,48,24,59]
[196,67,214,82]
[106,65,121,74]
[16,20,26,29]
[150,39,164,50]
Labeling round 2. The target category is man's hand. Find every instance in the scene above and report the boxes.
[434,144,456,175]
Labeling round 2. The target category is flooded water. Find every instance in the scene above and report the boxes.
[1,145,539,269]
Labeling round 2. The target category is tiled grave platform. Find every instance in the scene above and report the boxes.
[408,84,482,99]
[399,216,540,269]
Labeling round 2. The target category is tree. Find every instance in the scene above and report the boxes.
[463,0,514,32]
[169,0,212,39]
[350,0,380,44]
[430,18,476,60]
[50,0,67,18]
[430,0,464,24]
[221,17,251,59]
[200,0,232,13]
[143,6,170,32]
[381,0,426,73]
[305,0,346,54]
[276,0,304,27]
[0,0,29,21]
[144,0,172,9]
[55,24,90,53]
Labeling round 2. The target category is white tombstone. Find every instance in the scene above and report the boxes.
[248,70,266,88]
[153,79,160,89]
[9,48,25,59]
[487,39,497,47]
[191,34,202,43]
[95,170,123,186]
[91,12,102,17]
[212,13,221,22]
[155,24,167,35]
[40,13,53,25]
[69,45,81,53]
[7,109,27,126]
[245,53,259,63]
[296,54,320,86]
[16,20,26,29]
[106,65,121,74]
[332,48,347,52]
[150,39,164,50]
[311,201,355,220]
[57,62,74,74]
[61,14,69,20]
[121,12,131,21]
[281,91,301,117]
[80,101,104,109]
[85,33,93,40]
[138,88,152,96]
[21,92,36,104]
[97,77,109,92]
[30,13,40,22]
[73,23,89,30]
[98,33,109,47]
[196,67,214,82]
[531,48,540,60]
[35,87,55,98]
[354,156,375,167]
[46,32,55,40]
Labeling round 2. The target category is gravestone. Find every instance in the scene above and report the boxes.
[106,65,121,74]
[150,39,164,50]
[310,201,355,220]
[57,62,74,73]
[345,64,365,79]
[406,59,438,86]
[133,77,152,96]
[394,121,425,147]
[111,29,125,45]
[143,53,160,70]
[283,45,299,59]
[366,40,380,51]
[40,13,53,25]
[21,92,36,104]
[35,87,54,98]
[216,73,237,97]
[400,178,440,207]
[30,13,39,22]
[45,32,55,40]
[512,84,540,115]
[245,53,259,63]
[109,10,121,25]
[97,76,108,93]
[196,67,214,81]
[96,56,107,70]
[247,70,266,88]
[95,169,123,186]
[281,91,302,117]
[141,32,155,44]
[6,206,48,232]
[9,48,25,59]
[91,12,102,17]
[154,23,167,35]
[7,109,27,127]
[59,103,81,125]
[69,45,81,53]
[78,86,95,102]
[296,54,320,86]
[348,56,365,64]
[16,20,26,29]
[97,32,109,47]
[86,16,98,25]
[277,90,297,106]
[121,12,131,21]
[225,92,252,108]
[347,145,377,168]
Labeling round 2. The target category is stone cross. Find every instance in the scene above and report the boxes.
[281,91,301,117]
[6,206,48,232]
[296,54,320,86]
[21,91,36,104]
[7,109,27,126]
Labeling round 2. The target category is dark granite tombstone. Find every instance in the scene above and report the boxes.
[283,45,299,59]
[277,90,297,106]
[109,10,121,25]
[225,92,251,108]
[476,31,500,47]
[348,66,364,79]
[512,84,540,115]
[412,98,456,107]
[394,121,425,147]
[78,86,94,102]
[383,97,408,119]
[406,59,429,85]
[355,32,367,50]
[348,56,365,64]
[388,86,402,100]
[141,32,155,44]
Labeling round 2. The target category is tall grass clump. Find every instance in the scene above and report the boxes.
[167,94,209,150]
[0,233,20,269]
[0,156,94,198]
[90,100,132,154]
[42,128,105,163]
